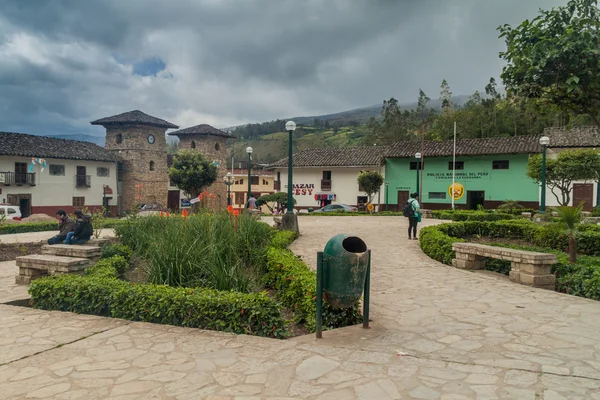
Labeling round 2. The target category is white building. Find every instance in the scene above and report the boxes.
[541,128,600,210]
[0,132,118,217]
[269,147,386,211]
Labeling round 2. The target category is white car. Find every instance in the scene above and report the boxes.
[0,205,22,221]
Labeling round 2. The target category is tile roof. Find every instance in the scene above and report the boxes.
[268,146,386,168]
[0,132,116,162]
[386,136,543,158]
[90,110,178,129]
[544,126,600,148]
[168,124,235,139]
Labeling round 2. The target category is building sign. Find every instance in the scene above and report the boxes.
[287,183,314,195]
[448,183,465,200]
[427,172,489,180]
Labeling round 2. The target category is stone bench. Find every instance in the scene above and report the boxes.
[421,209,432,219]
[42,244,101,260]
[38,237,110,246]
[15,254,91,284]
[452,243,557,290]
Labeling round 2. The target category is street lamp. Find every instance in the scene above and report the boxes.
[223,172,233,206]
[539,136,550,214]
[282,120,299,233]
[385,182,389,211]
[246,147,253,208]
[415,152,422,196]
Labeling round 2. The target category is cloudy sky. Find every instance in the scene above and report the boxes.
[0,0,565,137]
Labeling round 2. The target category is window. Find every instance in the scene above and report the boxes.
[263,179,268,185]
[116,133,122,144]
[215,143,220,151]
[429,192,447,200]
[235,179,244,185]
[8,208,16,214]
[97,167,110,177]
[149,161,155,171]
[49,164,65,176]
[409,161,422,170]
[235,192,245,204]
[191,141,196,149]
[493,160,510,170]
[449,161,464,170]
[322,171,332,180]
[251,176,259,185]
[72,197,85,207]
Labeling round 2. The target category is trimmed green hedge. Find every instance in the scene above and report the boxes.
[431,210,517,221]
[419,221,600,300]
[28,255,287,338]
[264,231,363,332]
[101,243,133,262]
[301,211,404,216]
[0,219,126,235]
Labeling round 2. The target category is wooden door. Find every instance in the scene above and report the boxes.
[76,166,87,188]
[167,190,180,211]
[14,162,27,184]
[397,190,409,210]
[573,183,594,211]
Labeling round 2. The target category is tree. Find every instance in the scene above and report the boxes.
[257,192,296,214]
[526,149,600,206]
[557,204,583,263]
[169,150,218,210]
[440,79,453,111]
[357,171,384,210]
[499,0,600,127]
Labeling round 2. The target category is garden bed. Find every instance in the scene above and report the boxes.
[0,242,42,262]
[419,220,600,300]
[27,214,362,338]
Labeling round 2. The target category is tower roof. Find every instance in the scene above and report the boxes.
[91,110,179,129]
[168,124,235,139]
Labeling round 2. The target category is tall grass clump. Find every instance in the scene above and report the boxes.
[116,213,273,292]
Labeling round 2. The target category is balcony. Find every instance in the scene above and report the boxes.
[274,181,281,191]
[0,172,36,186]
[75,175,91,188]
[321,179,332,191]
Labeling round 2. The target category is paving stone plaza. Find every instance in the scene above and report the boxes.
[1,217,600,399]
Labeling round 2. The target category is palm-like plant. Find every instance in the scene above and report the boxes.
[498,200,524,213]
[556,204,583,263]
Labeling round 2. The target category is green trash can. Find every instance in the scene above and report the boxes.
[322,234,369,308]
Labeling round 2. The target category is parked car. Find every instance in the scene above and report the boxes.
[313,204,358,213]
[138,203,168,216]
[0,205,22,221]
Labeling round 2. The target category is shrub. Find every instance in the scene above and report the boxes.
[419,226,463,265]
[0,221,58,235]
[101,244,133,262]
[271,230,298,249]
[431,210,517,222]
[264,231,362,332]
[115,214,274,291]
[593,206,600,217]
[28,259,287,338]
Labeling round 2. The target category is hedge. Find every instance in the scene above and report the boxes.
[0,219,127,235]
[264,231,363,331]
[28,255,287,338]
[431,210,517,221]
[301,212,404,217]
[419,221,600,300]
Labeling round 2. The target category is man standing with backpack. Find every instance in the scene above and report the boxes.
[403,193,421,240]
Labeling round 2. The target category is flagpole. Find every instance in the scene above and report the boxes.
[451,121,456,210]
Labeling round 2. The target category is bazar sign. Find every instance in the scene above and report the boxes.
[427,172,489,180]
[284,183,315,195]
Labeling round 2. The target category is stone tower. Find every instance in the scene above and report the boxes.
[169,124,235,208]
[91,110,179,213]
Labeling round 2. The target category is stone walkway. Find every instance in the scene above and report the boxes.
[0,217,599,399]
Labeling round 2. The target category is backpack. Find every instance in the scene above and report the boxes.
[402,201,414,217]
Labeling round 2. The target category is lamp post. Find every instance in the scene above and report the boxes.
[385,182,389,211]
[246,147,253,207]
[415,152,422,195]
[223,172,233,206]
[282,120,299,233]
[539,136,550,214]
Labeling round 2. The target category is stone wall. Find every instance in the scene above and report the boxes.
[177,135,231,209]
[105,125,169,211]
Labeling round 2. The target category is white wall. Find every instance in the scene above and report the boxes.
[0,156,118,209]
[540,148,599,208]
[273,166,386,208]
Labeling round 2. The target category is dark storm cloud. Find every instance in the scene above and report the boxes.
[0,0,567,136]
